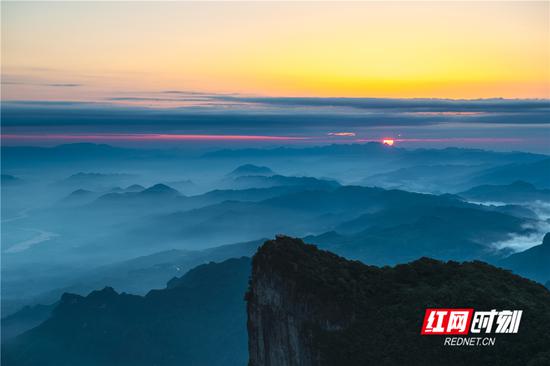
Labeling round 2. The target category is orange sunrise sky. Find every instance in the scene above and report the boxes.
[2,1,549,101]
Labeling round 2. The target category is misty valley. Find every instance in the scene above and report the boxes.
[3,1,550,363]
[1,142,550,365]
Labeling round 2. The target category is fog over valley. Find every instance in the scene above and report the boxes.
[2,142,549,322]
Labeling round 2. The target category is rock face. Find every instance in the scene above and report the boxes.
[246,236,550,366]
[247,236,356,366]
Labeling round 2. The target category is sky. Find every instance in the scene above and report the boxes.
[3,1,549,99]
[1,1,549,151]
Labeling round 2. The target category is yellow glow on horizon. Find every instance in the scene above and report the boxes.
[2,2,549,100]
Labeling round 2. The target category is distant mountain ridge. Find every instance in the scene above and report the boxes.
[205,143,547,162]
[125,184,535,252]
[468,158,550,189]
[460,181,550,203]
[1,303,57,341]
[93,183,181,205]
[305,204,531,265]
[498,233,550,284]
[4,235,549,366]
[227,164,275,177]
[2,257,251,366]
[230,174,340,190]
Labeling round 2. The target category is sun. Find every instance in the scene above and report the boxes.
[382,139,395,146]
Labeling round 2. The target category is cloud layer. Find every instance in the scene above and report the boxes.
[2,96,549,151]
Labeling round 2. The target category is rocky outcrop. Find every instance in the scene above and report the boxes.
[247,236,550,366]
[247,236,355,366]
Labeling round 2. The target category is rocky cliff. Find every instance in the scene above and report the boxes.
[247,236,550,366]
[247,236,356,366]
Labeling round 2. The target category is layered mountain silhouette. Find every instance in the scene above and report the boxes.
[4,177,543,319]
[2,257,251,366]
[161,180,197,194]
[1,303,57,341]
[5,239,264,327]
[227,164,275,177]
[3,236,550,366]
[362,164,486,192]
[220,164,340,191]
[87,176,339,218]
[3,139,549,366]
[230,175,340,190]
[468,159,550,189]
[247,236,550,366]
[460,181,550,203]
[58,189,98,206]
[306,204,530,265]
[205,143,544,164]
[124,184,146,192]
[91,183,182,209]
[120,185,534,252]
